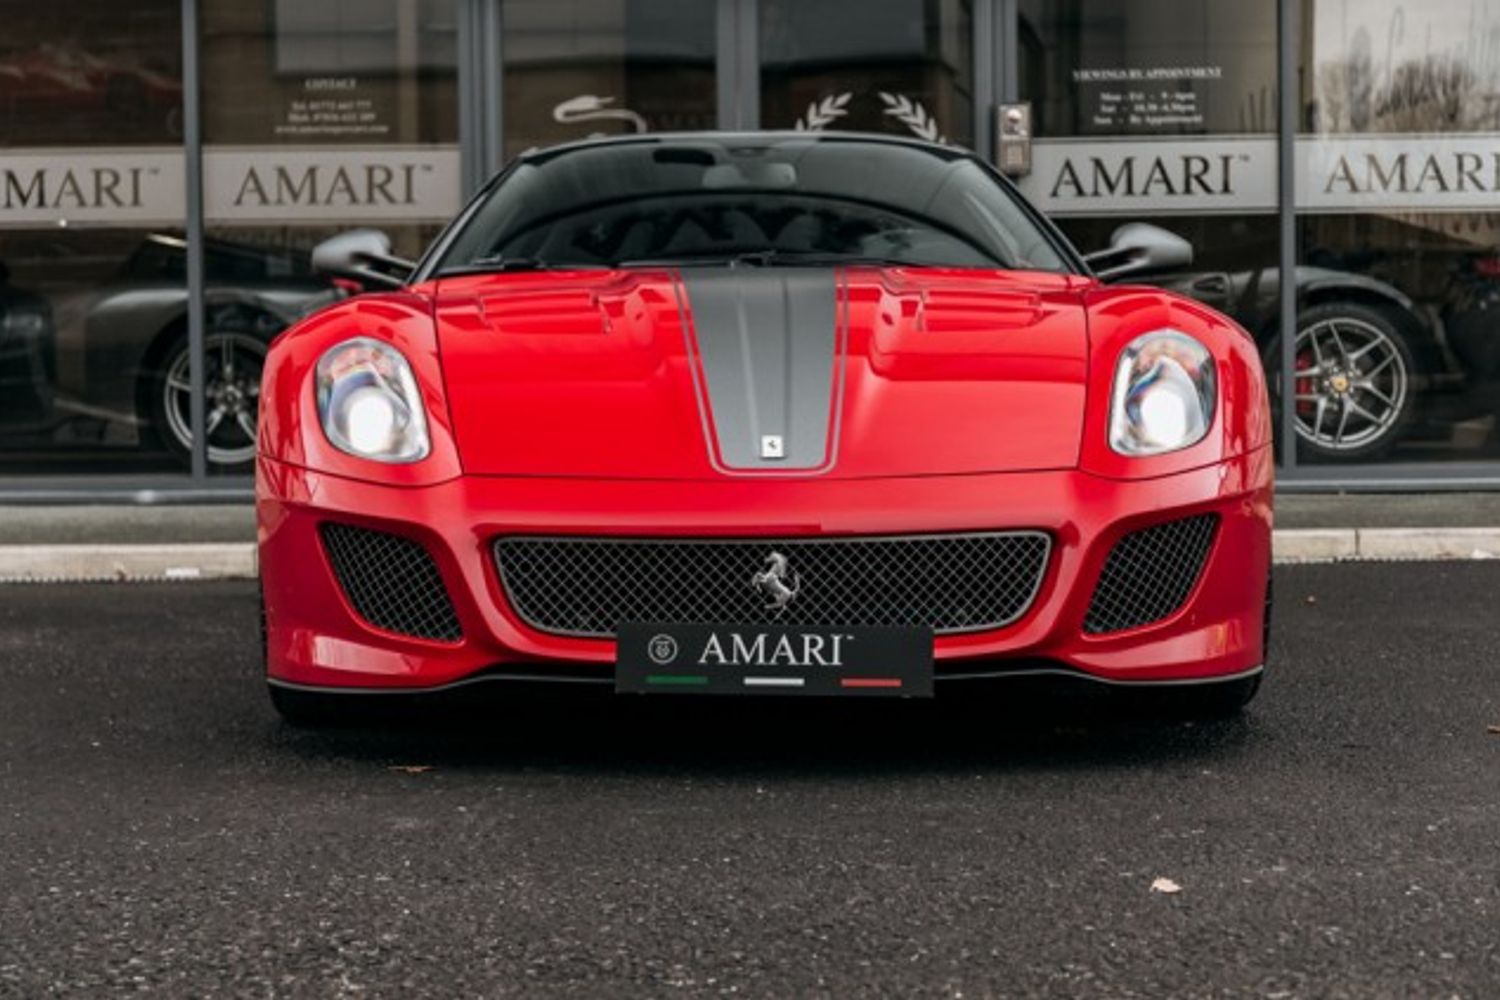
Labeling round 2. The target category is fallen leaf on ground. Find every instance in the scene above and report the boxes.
[1150,877,1182,894]
[388,765,433,773]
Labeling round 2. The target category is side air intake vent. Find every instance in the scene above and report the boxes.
[1084,514,1219,635]
[320,523,462,642]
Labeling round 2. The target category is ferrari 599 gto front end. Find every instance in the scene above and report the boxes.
[255,132,1272,724]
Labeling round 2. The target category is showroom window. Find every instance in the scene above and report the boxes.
[759,0,975,148]
[1295,0,1500,466]
[0,2,186,475]
[198,0,458,476]
[499,0,717,159]
[1016,0,1283,451]
[11,0,1500,494]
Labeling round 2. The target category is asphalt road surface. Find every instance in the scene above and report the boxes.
[1,564,1497,998]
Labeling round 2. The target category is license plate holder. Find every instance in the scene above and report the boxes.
[616,622,933,697]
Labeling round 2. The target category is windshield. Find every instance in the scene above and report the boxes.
[432,136,1074,275]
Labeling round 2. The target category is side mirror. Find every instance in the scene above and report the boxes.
[311,229,414,290]
[1083,223,1193,282]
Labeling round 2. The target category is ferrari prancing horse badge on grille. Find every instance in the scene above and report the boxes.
[751,552,800,614]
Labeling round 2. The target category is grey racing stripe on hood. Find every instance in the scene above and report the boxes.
[678,267,844,472]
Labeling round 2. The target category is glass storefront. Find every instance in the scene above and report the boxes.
[759,0,975,147]
[197,0,458,474]
[1017,0,1285,452]
[1297,0,1500,464]
[0,2,185,475]
[500,0,716,157]
[1019,0,1500,472]
[6,0,1500,492]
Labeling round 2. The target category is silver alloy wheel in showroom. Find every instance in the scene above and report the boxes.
[161,331,268,468]
[1291,312,1410,455]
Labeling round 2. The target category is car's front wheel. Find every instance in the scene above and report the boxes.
[1265,302,1420,462]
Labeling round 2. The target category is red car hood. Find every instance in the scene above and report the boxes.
[433,267,1092,480]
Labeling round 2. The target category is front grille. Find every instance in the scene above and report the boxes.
[1083,514,1219,635]
[320,523,463,642]
[494,532,1051,638]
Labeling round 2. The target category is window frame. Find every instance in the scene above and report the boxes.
[12,0,1500,499]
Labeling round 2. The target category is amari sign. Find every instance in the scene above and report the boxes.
[1021,136,1276,215]
[209,148,461,223]
[1303,134,1500,211]
[0,151,184,226]
[1020,134,1500,216]
[0,146,461,227]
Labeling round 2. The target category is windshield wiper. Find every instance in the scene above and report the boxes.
[436,255,609,276]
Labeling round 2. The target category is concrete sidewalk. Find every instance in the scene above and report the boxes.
[0,504,254,545]
[1275,491,1500,529]
[1,493,1498,581]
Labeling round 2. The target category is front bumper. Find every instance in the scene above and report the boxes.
[258,447,1273,691]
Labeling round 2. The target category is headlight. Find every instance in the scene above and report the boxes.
[1109,330,1216,456]
[315,337,430,462]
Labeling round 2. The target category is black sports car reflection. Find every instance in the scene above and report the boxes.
[1140,262,1434,461]
[0,233,341,473]
[0,262,54,431]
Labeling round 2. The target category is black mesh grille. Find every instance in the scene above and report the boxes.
[320,523,462,642]
[1084,514,1219,635]
[494,532,1051,637]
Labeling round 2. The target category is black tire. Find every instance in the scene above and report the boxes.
[267,684,374,728]
[1263,301,1421,463]
[142,318,274,476]
[1170,673,1262,719]
[1127,672,1263,721]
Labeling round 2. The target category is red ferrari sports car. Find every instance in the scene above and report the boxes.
[256,132,1272,725]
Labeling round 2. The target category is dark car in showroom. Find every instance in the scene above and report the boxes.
[1088,223,1466,463]
[0,232,341,472]
[0,261,54,433]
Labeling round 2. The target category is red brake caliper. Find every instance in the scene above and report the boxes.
[1295,348,1316,420]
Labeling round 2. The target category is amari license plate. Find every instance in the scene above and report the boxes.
[616,623,933,698]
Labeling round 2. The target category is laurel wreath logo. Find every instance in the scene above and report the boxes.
[877,92,945,143]
[792,91,947,145]
[794,92,853,131]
